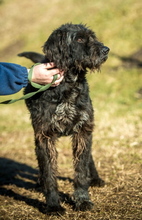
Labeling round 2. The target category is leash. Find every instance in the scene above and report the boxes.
[0,63,58,104]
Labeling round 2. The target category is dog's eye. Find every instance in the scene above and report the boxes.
[77,38,85,43]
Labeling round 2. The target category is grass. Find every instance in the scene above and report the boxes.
[0,0,142,219]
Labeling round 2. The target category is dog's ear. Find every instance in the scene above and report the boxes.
[43,30,71,71]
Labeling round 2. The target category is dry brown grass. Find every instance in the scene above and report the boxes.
[0,0,142,219]
[0,125,141,219]
[0,92,141,219]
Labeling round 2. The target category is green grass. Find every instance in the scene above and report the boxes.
[0,0,142,219]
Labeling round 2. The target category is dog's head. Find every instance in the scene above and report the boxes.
[43,23,109,72]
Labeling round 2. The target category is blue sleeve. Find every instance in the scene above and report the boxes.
[0,62,28,95]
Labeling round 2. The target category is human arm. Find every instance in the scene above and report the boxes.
[0,62,28,95]
[0,62,64,95]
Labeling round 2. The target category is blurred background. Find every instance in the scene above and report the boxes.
[0,0,141,66]
[0,0,142,219]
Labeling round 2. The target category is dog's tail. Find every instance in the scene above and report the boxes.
[18,51,46,63]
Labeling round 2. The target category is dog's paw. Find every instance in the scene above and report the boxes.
[90,177,105,187]
[72,190,94,211]
[74,200,94,211]
[46,205,66,215]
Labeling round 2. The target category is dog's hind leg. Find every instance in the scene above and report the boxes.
[72,131,94,211]
[89,154,105,187]
[35,133,65,214]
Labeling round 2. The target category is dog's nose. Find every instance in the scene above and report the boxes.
[102,46,110,55]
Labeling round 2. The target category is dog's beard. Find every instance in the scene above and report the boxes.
[76,55,108,72]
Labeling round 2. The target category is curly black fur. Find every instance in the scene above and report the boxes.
[19,23,109,214]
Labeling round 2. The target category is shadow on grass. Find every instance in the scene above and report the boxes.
[0,157,73,214]
[0,157,38,189]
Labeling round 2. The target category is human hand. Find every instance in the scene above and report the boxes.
[31,63,64,86]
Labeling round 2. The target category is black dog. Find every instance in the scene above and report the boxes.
[18,23,109,214]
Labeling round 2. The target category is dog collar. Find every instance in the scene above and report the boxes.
[0,63,58,104]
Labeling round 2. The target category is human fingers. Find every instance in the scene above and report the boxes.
[49,68,64,77]
[43,62,56,69]
[43,63,64,77]
[55,74,64,82]
[51,75,64,87]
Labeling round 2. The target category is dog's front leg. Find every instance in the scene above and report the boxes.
[35,133,65,214]
[72,131,94,211]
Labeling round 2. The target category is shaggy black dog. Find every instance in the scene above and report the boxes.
[18,23,109,214]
